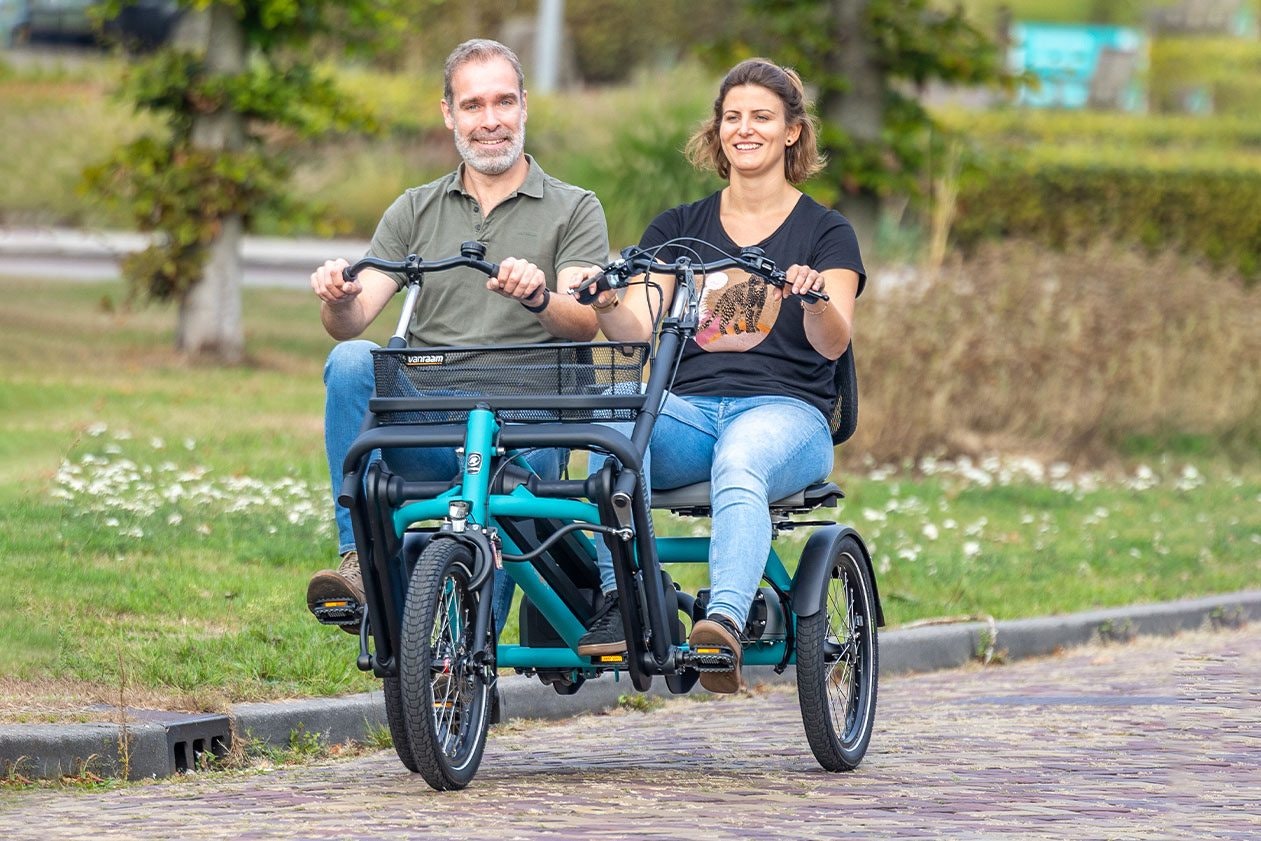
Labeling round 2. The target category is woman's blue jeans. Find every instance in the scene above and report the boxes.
[323,340,563,634]
[592,392,834,627]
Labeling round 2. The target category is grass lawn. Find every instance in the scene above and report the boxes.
[2,276,1258,721]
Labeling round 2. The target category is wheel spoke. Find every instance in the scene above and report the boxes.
[430,573,467,757]
[824,568,861,738]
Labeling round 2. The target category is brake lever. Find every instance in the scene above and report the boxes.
[766,269,829,304]
[572,257,632,305]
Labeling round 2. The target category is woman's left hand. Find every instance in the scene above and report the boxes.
[785,264,826,298]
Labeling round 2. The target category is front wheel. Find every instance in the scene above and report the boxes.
[399,539,493,790]
[795,534,878,771]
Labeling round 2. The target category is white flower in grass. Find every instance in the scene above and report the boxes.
[963,541,981,559]
[1175,465,1204,492]
[862,508,886,523]
[167,513,183,525]
[87,422,108,437]
[184,438,197,451]
[943,518,957,530]
[921,523,939,540]
[105,517,119,527]
[150,437,165,449]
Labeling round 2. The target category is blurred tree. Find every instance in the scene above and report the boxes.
[86,1,396,362]
[565,0,729,83]
[710,0,1014,253]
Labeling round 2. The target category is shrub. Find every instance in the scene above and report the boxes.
[853,240,1261,463]
[951,158,1261,281]
[1150,37,1261,117]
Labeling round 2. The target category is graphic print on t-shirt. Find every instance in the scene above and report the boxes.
[693,269,782,352]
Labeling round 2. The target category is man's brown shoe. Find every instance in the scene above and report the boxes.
[307,550,365,634]
[689,614,745,694]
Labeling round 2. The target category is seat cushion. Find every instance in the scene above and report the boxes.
[650,481,842,516]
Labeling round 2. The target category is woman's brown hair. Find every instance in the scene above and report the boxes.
[685,58,825,184]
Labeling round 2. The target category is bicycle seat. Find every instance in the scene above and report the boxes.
[650,480,842,517]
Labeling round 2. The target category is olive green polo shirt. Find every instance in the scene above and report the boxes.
[367,154,609,347]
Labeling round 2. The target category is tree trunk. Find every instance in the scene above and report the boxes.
[175,4,246,363]
[823,0,881,259]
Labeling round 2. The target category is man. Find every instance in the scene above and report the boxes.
[307,39,608,634]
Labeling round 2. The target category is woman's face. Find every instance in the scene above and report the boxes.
[718,83,801,179]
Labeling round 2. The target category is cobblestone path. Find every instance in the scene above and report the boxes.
[4,625,1258,840]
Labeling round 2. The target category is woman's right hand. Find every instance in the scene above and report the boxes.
[572,265,618,310]
[311,258,361,306]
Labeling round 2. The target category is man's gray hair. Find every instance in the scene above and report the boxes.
[443,39,525,105]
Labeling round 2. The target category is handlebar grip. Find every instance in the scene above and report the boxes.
[342,263,360,283]
[574,271,612,305]
[768,270,829,304]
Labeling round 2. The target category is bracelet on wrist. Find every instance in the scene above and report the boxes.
[592,293,619,313]
[801,299,828,316]
[521,287,550,313]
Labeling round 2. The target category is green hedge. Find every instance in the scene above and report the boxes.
[1150,37,1261,117]
[952,160,1261,281]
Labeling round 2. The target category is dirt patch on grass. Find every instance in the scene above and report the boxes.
[0,677,232,725]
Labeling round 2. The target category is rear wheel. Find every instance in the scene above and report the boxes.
[399,540,492,790]
[795,535,878,771]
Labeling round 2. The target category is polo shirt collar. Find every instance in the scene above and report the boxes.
[448,154,545,200]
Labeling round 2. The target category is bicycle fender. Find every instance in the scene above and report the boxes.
[789,525,885,627]
[426,530,496,591]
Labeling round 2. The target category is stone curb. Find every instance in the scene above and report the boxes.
[3,590,1258,781]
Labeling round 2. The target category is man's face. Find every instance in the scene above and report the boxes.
[441,57,527,176]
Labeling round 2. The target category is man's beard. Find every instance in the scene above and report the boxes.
[454,127,526,176]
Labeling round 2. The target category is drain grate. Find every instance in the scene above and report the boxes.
[89,706,233,774]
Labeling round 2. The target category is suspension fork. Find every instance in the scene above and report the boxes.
[456,404,499,664]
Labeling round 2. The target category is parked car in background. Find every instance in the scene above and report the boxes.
[4,0,181,51]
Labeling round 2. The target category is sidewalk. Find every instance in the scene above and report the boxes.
[3,589,1258,781]
[0,226,369,287]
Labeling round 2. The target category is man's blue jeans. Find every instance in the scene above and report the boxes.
[591,393,834,627]
[324,340,563,634]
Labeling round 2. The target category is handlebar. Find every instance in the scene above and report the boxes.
[344,240,499,284]
[348,241,501,349]
[572,243,829,305]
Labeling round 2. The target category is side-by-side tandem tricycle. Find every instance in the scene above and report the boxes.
[310,239,883,790]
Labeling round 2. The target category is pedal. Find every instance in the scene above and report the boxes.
[684,644,737,672]
[311,598,363,628]
[588,652,628,668]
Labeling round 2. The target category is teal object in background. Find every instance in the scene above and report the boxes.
[1009,22,1149,112]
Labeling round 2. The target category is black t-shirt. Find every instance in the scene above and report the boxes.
[639,191,866,420]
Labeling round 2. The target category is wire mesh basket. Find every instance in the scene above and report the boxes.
[369,342,651,425]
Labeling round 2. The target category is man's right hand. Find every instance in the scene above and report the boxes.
[311,258,361,306]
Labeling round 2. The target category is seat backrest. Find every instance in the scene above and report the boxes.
[828,343,858,446]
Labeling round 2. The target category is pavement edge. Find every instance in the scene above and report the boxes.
[3,589,1258,781]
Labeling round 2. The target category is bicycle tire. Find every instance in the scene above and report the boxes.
[795,534,879,771]
[399,539,492,790]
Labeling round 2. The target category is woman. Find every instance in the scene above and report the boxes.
[576,58,866,693]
